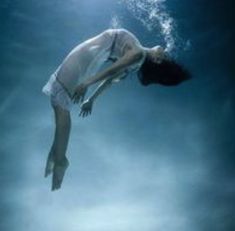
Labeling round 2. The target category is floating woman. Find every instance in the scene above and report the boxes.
[42,28,190,191]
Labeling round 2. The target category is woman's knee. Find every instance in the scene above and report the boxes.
[53,105,71,127]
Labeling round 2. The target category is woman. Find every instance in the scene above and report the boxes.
[42,28,190,191]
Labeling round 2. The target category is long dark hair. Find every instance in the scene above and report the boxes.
[138,56,191,86]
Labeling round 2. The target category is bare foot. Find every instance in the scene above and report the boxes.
[52,158,69,191]
[44,153,55,178]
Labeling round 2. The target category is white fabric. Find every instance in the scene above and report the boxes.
[55,29,115,95]
[42,72,73,111]
[42,28,146,110]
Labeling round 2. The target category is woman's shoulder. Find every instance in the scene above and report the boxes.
[119,29,142,46]
[117,29,144,53]
[100,28,137,43]
[103,28,134,36]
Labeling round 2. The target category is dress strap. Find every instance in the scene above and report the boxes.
[107,32,118,62]
[56,75,73,99]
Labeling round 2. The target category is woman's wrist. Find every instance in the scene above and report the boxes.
[83,78,93,87]
[88,96,95,103]
[80,82,88,88]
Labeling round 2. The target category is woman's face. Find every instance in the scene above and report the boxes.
[149,46,168,64]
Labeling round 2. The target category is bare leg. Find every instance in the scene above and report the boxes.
[44,140,55,178]
[45,104,71,191]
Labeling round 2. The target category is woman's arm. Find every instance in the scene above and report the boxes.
[89,79,112,102]
[79,71,128,117]
[85,50,143,86]
[79,79,111,117]
[89,70,128,102]
[72,49,144,103]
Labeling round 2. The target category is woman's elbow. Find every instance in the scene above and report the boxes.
[131,50,145,62]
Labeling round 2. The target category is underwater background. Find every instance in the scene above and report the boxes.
[0,0,235,230]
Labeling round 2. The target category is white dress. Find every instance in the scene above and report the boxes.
[42,29,146,110]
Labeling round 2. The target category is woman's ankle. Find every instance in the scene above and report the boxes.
[55,156,69,166]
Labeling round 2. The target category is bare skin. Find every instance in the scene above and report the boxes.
[80,71,128,116]
[45,105,70,191]
[44,70,129,191]
[72,46,167,103]
[72,49,143,103]
[44,36,167,190]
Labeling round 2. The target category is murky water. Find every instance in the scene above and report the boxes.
[0,0,234,230]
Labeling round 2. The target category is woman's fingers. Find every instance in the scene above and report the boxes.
[79,109,91,118]
[74,95,81,104]
[73,85,87,104]
[73,93,86,104]
[72,91,82,104]
[79,110,86,117]
[79,101,92,117]
[72,93,79,104]
[84,110,88,117]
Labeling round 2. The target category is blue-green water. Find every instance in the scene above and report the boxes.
[1,0,235,230]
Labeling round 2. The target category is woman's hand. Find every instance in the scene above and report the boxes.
[72,83,87,104]
[79,99,93,117]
